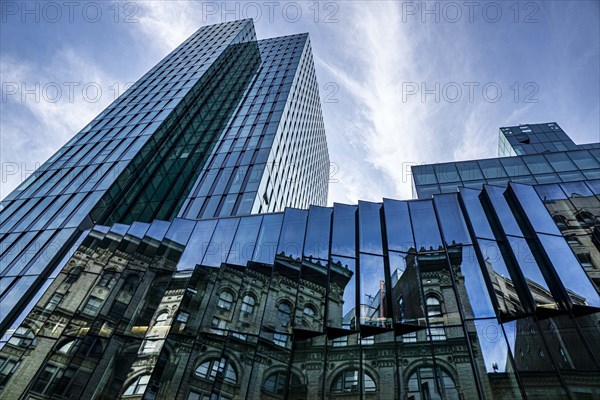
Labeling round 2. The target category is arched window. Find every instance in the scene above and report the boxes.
[303,305,316,316]
[57,340,77,354]
[195,357,237,384]
[263,371,302,395]
[155,312,169,326]
[425,296,442,317]
[407,367,458,400]
[123,374,150,396]
[277,302,292,327]
[218,290,234,310]
[552,213,568,228]
[331,369,376,393]
[576,210,595,226]
[241,294,255,313]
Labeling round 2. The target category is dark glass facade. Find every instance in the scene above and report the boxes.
[1,182,599,399]
[1,19,599,400]
[0,19,328,339]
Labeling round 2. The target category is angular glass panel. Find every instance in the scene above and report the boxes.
[303,206,331,261]
[408,200,443,251]
[459,188,495,240]
[389,251,425,326]
[358,254,388,327]
[483,184,523,237]
[202,218,239,267]
[466,319,523,399]
[451,245,495,319]
[383,199,415,253]
[500,157,530,177]
[358,201,383,255]
[433,193,472,246]
[509,183,562,236]
[522,154,554,174]
[177,219,218,270]
[226,215,262,266]
[413,165,437,185]
[476,239,525,317]
[534,184,567,202]
[537,234,600,308]
[276,208,308,261]
[252,213,283,264]
[331,203,357,257]
[545,152,577,172]
[328,255,356,331]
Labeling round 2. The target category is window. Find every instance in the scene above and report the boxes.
[403,331,417,343]
[263,372,302,395]
[31,364,63,395]
[82,296,103,316]
[0,357,17,385]
[332,336,348,347]
[45,293,63,312]
[211,317,227,334]
[64,266,82,284]
[218,291,234,310]
[240,294,255,313]
[99,272,117,288]
[141,340,159,354]
[194,358,237,384]
[407,367,457,400]
[427,323,447,341]
[123,374,150,396]
[273,333,288,347]
[57,340,77,354]
[303,305,316,316]
[8,327,36,347]
[155,312,169,326]
[277,302,292,326]
[331,370,376,393]
[426,296,442,317]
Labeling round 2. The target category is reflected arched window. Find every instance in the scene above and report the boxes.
[57,340,77,354]
[303,305,316,316]
[241,294,255,313]
[155,312,169,326]
[408,367,457,400]
[123,374,150,396]
[552,213,568,228]
[218,290,234,310]
[576,210,595,226]
[426,296,442,317]
[331,369,376,393]
[195,357,237,384]
[277,302,292,327]
[264,371,302,395]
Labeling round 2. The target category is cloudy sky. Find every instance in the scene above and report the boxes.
[1,1,599,204]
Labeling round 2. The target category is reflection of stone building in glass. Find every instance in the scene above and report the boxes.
[1,16,600,400]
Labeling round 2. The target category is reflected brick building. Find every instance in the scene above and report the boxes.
[1,19,600,400]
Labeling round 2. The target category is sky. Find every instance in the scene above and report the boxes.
[1,1,599,204]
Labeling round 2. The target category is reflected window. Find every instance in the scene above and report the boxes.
[155,312,169,326]
[218,290,234,310]
[123,374,150,396]
[277,302,292,327]
[303,305,316,316]
[425,296,442,317]
[552,213,568,229]
[7,326,36,347]
[31,364,63,395]
[64,266,82,284]
[331,370,376,393]
[264,371,302,395]
[194,357,237,384]
[44,293,63,312]
[0,357,17,385]
[57,340,77,355]
[99,272,117,288]
[273,333,288,347]
[407,367,457,400]
[240,294,255,314]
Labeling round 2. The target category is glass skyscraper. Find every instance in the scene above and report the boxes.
[0,19,328,341]
[1,21,600,400]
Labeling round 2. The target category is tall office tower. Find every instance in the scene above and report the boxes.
[0,19,329,338]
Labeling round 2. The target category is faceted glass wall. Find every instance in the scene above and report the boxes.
[2,182,598,399]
